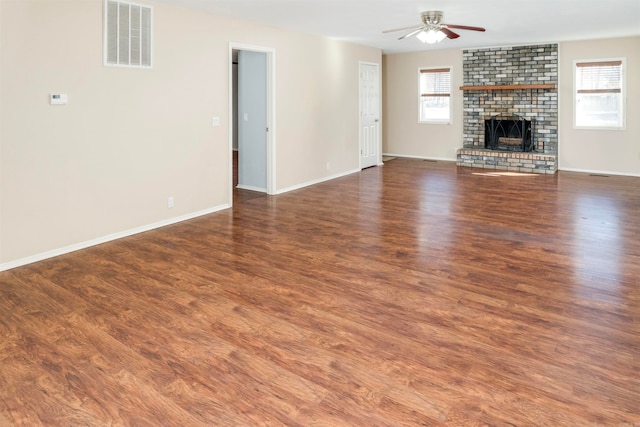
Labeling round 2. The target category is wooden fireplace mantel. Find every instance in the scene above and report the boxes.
[459,84,556,91]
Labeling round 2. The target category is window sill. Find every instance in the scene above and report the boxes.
[419,121,451,125]
[574,125,626,131]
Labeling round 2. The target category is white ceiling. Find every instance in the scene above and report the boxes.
[154,0,640,54]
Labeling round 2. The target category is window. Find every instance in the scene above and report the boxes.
[419,67,451,123]
[104,0,152,68]
[574,59,625,129]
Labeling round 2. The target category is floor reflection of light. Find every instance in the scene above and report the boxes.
[417,173,454,254]
[419,173,453,215]
[471,172,538,177]
[572,194,621,288]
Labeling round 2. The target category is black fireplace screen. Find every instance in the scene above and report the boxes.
[484,115,534,152]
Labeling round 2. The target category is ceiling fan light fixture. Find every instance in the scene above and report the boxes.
[383,10,485,45]
[417,29,446,44]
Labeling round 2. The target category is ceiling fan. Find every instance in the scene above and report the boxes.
[383,11,485,44]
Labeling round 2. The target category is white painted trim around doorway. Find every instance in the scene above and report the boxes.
[228,43,277,205]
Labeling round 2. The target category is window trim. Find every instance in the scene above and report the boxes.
[573,57,625,131]
[418,66,452,125]
[103,0,153,69]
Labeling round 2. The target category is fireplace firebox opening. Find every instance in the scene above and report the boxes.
[484,115,534,152]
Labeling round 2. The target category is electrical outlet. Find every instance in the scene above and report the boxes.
[168,197,174,208]
[326,162,331,170]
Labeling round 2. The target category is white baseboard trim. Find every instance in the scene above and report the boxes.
[559,167,640,178]
[236,184,266,192]
[275,168,361,195]
[383,153,456,162]
[0,203,230,272]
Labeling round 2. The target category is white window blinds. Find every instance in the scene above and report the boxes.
[576,61,622,94]
[420,68,451,97]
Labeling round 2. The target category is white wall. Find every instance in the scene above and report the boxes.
[558,36,640,176]
[0,0,381,269]
[382,49,464,161]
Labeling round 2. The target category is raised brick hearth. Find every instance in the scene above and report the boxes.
[457,44,558,174]
[457,149,556,174]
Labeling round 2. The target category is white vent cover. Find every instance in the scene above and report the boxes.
[104,0,152,67]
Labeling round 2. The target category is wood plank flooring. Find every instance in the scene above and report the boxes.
[1,158,639,426]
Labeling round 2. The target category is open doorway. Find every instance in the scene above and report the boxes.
[229,44,276,206]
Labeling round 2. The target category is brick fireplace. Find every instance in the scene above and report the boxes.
[456,44,558,174]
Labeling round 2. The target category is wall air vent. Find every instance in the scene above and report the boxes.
[104,0,152,68]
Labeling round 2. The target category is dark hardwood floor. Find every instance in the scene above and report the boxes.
[1,158,639,426]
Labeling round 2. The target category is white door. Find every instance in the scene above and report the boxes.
[360,62,380,169]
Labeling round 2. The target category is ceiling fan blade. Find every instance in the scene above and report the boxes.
[444,24,486,32]
[382,24,421,34]
[398,28,424,40]
[440,27,460,39]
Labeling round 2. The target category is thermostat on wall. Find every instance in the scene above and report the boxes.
[50,94,68,105]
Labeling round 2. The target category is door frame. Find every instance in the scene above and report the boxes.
[359,61,382,169]
[229,43,276,204]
